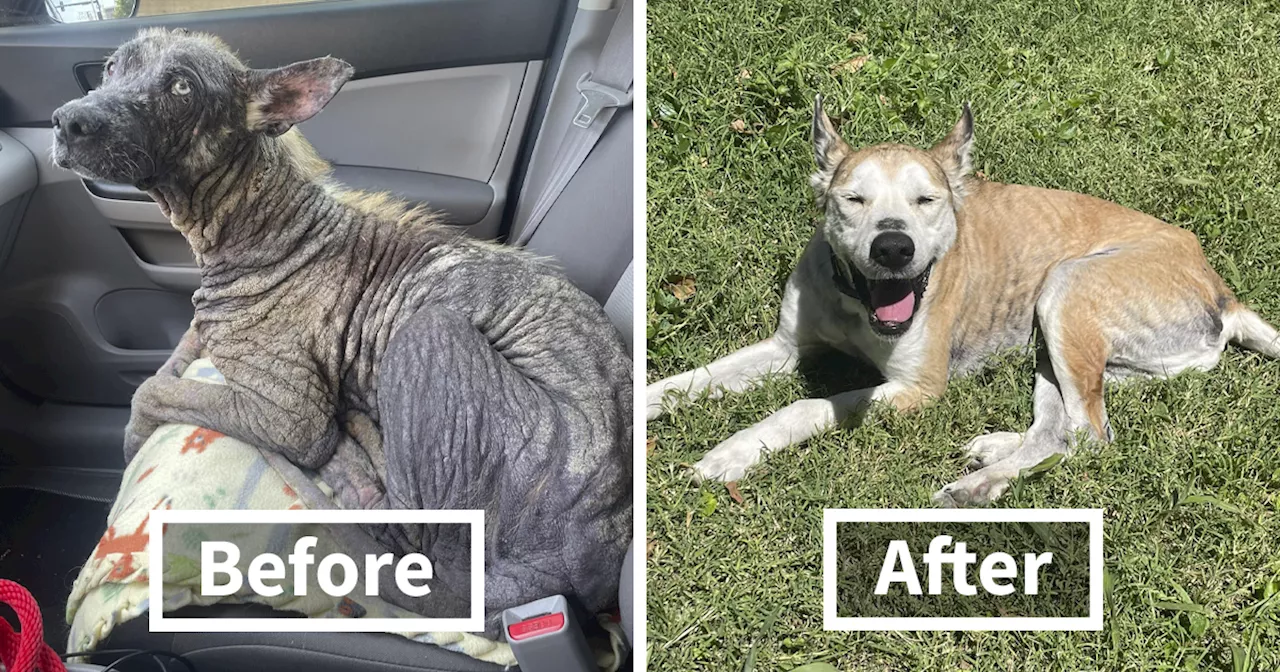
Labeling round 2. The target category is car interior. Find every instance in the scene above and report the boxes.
[0,0,634,669]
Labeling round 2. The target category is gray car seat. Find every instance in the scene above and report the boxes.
[93,0,634,669]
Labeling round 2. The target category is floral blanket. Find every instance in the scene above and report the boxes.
[67,359,572,667]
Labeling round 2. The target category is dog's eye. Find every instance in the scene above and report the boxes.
[171,78,192,96]
[916,195,935,205]
[845,195,865,205]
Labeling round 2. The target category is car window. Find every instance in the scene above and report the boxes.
[0,0,328,28]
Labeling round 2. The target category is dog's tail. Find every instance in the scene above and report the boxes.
[1225,305,1280,358]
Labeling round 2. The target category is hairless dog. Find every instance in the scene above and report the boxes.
[52,28,632,635]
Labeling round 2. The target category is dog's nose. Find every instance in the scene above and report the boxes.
[52,104,103,141]
[870,231,915,270]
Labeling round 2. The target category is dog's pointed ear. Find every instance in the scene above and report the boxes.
[930,103,975,191]
[811,94,849,172]
[246,57,354,137]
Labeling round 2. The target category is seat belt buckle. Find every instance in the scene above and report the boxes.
[501,595,597,672]
[573,72,632,128]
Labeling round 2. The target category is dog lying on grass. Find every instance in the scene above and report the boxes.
[648,95,1280,506]
[52,28,632,632]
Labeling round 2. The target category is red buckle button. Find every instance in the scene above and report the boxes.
[507,613,566,641]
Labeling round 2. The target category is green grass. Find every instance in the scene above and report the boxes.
[645,0,1280,669]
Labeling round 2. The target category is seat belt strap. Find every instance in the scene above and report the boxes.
[514,0,633,245]
[603,259,634,351]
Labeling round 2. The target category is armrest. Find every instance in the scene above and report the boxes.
[82,165,495,225]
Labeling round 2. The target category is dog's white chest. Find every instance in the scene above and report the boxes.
[821,294,931,382]
[784,239,931,383]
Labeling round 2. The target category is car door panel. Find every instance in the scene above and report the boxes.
[0,168,178,407]
[0,131,37,282]
[304,63,530,181]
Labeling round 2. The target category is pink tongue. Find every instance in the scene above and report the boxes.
[873,291,916,324]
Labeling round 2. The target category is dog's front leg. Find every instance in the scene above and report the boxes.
[157,326,205,378]
[693,381,921,481]
[124,327,209,458]
[124,374,338,468]
[647,336,800,420]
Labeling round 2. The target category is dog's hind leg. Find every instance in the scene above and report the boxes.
[937,352,1070,506]
[961,431,1024,469]
[646,336,800,420]
[375,305,630,637]
[935,264,1111,506]
[935,242,1234,506]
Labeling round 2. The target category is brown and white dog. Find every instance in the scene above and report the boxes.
[647,96,1280,506]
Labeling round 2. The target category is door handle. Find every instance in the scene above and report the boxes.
[73,61,105,94]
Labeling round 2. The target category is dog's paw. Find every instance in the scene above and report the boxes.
[645,384,675,421]
[962,432,1023,470]
[692,435,763,482]
[932,466,1014,508]
[122,417,158,460]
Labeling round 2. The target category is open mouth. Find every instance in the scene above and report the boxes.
[830,249,933,337]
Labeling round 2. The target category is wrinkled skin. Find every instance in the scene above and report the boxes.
[52,28,632,635]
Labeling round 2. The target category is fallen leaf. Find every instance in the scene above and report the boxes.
[699,157,709,168]
[730,119,748,133]
[1023,452,1063,476]
[726,481,744,504]
[832,55,870,74]
[698,490,717,516]
[646,436,657,456]
[738,68,751,79]
[878,94,890,106]
[646,537,658,558]
[666,275,696,301]
[685,510,694,528]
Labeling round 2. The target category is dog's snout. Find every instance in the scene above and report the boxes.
[870,231,915,270]
[52,104,104,141]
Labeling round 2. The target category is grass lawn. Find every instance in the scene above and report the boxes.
[644,0,1280,669]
